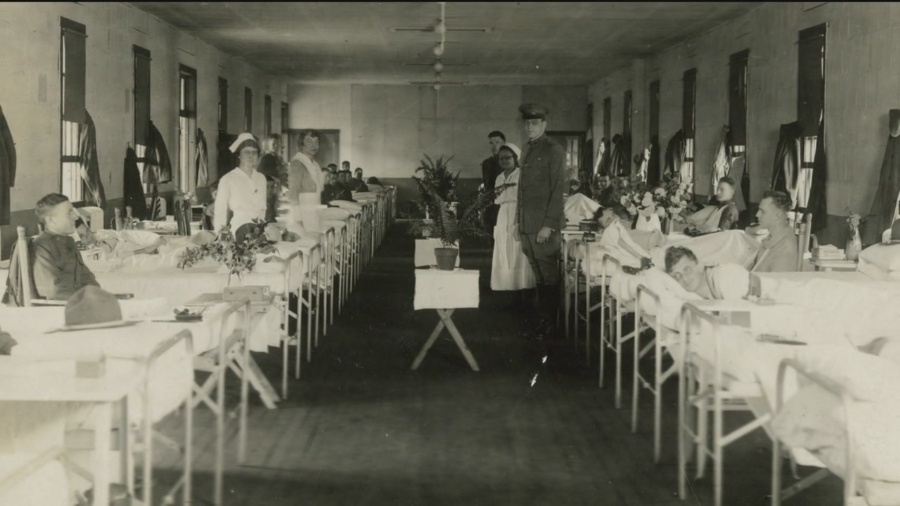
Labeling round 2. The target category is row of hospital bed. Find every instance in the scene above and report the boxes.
[557,206,900,505]
[0,186,396,505]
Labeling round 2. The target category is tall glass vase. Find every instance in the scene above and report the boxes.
[846,227,862,261]
[635,213,662,233]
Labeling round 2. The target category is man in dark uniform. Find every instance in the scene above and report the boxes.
[515,104,566,339]
[481,130,506,232]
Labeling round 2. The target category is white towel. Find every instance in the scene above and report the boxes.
[564,194,600,225]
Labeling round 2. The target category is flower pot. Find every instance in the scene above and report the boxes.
[434,247,459,271]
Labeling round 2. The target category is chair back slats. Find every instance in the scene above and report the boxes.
[0,224,15,262]
[16,226,33,307]
[793,212,814,271]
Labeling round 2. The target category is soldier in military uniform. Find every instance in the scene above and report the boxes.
[515,103,567,339]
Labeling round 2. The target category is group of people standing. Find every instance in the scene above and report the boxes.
[482,103,567,341]
[212,130,367,238]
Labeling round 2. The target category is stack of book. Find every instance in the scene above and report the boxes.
[813,245,845,260]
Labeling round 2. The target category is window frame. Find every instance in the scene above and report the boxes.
[796,23,827,210]
[244,87,253,132]
[264,94,272,138]
[218,77,228,132]
[60,17,87,203]
[682,68,698,185]
[133,45,151,188]
[648,79,661,183]
[178,64,197,192]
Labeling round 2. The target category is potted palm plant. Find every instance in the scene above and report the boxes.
[410,177,514,270]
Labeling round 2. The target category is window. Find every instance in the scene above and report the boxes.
[264,94,272,138]
[178,65,197,191]
[648,80,660,184]
[729,49,750,208]
[218,77,228,132]
[622,90,633,178]
[60,17,86,202]
[729,50,749,154]
[602,96,611,172]
[682,68,698,184]
[244,87,253,132]
[281,101,290,158]
[797,23,826,210]
[133,45,151,185]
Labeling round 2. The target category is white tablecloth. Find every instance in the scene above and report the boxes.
[414,269,479,310]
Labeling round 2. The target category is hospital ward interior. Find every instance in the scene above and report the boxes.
[3,2,900,505]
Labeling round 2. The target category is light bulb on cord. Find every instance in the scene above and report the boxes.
[433,42,444,57]
[435,20,446,34]
[433,83,441,91]
[433,60,444,72]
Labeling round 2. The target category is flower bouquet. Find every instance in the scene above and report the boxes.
[178,219,277,281]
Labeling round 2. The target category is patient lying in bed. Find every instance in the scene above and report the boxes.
[663,245,750,300]
[76,219,165,258]
[595,205,659,271]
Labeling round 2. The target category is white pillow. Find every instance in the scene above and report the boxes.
[858,257,900,281]
[858,243,900,272]
[793,347,900,402]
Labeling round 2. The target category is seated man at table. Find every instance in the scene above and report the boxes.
[749,190,799,273]
[3,193,100,305]
[683,176,740,236]
[664,245,749,300]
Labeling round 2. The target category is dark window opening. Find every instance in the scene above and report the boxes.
[60,17,87,202]
[682,68,698,184]
[218,77,228,132]
[797,23,826,210]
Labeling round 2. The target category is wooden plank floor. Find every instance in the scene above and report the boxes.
[151,225,845,505]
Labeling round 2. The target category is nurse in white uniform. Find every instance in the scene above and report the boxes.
[213,132,267,235]
[288,129,326,233]
[491,143,536,292]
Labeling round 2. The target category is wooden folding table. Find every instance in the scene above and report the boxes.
[411,268,480,371]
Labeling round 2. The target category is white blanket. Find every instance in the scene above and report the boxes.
[564,194,600,225]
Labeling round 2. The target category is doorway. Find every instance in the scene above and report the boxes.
[546,131,586,184]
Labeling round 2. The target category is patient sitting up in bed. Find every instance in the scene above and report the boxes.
[683,176,740,236]
[748,190,798,272]
[664,245,750,300]
[596,204,662,271]
[75,219,166,258]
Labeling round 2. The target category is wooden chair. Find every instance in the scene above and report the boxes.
[12,226,131,306]
[0,224,15,262]
[789,212,818,271]
[12,226,64,307]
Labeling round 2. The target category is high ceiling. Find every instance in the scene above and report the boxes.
[130,2,763,86]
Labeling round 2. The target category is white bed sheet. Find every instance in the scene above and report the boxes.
[0,454,68,506]
[574,230,760,282]
[93,240,318,306]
